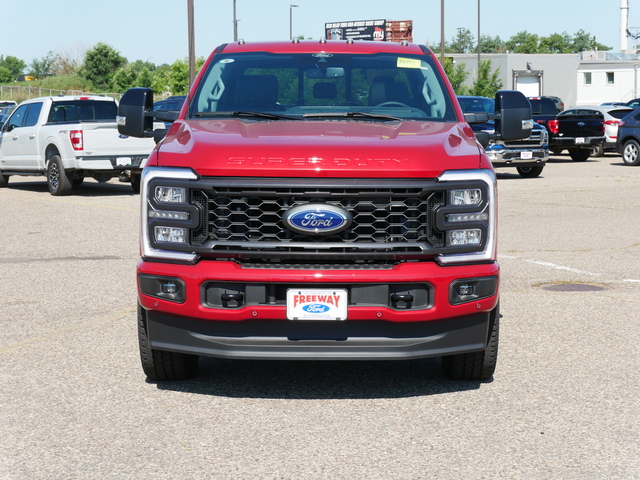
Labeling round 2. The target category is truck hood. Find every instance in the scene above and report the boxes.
[152,119,486,177]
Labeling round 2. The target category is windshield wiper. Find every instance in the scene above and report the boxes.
[194,111,295,120]
[303,111,402,121]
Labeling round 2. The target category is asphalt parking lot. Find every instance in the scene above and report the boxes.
[1,153,639,479]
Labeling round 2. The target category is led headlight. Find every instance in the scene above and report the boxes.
[449,189,481,206]
[447,212,489,223]
[155,186,187,204]
[149,210,190,220]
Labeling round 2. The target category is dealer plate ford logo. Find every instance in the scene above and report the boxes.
[283,204,352,236]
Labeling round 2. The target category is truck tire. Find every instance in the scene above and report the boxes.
[137,303,199,381]
[591,144,605,157]
[516,166,544,178]
[131,174,141,193]
[441,303,499,381]
[621,139,640,166]
[47,155,73,195]
[0,173,9,187]
[568,148,590,162]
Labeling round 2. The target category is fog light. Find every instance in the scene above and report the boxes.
[450,277,498,305]
[155,226,188,243]
[447,229,481,246]
[162,282,178,295]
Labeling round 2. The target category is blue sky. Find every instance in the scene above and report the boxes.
[0,0,627,66]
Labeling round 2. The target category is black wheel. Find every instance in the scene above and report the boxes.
[568,148,590,162]
[621,139,640,166]
[138,303,199,381]
[0,173,9,187]
[442,303,499,381]
[131,174,141,193]
[516,165,544,178]
[591,144,605,157]
[47,154,73,195]
[72,172,85,186]
[550,147,564,155]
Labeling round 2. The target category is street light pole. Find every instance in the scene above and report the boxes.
[188,0,195,89]
[440,0,444,64]
[233,0,238,41]
[477,0,481,65]
[290,4,299,40]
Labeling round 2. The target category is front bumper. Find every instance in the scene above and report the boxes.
[137,259,499,360]
[485,145,548,167]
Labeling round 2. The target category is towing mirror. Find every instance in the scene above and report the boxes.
[494,90,533,141]
[117,87,154,138]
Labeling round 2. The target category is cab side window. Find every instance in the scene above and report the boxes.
[25,103,43,127]
[6,105,29,131]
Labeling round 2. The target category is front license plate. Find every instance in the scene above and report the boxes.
[286,289,348,320]
[520,151,533,159]
[116,157,132,166]
[575,137,585,144]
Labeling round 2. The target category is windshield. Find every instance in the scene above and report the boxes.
[190,51,457,121]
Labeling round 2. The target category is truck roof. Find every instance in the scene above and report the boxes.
[219,40,427,55]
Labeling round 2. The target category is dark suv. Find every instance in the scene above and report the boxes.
[615,108,640,165]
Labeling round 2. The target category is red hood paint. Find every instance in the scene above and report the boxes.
[150,119,487,178]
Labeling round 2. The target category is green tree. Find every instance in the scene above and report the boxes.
[0,66,12,83]
[469,59,503,98]
[29,51,54,77]
[506,31,540,53]
[443,58,470,95]
[167,57,205,95]
[479,35,505,53]
[453,28,476,54]
[81,43,126,89]
[0,55,27,80]
[571,29,610,52]
[539,32,573,53]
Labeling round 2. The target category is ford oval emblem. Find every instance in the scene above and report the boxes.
[283,204,352,236]
[303,304,330,313]
[577,122,585,127]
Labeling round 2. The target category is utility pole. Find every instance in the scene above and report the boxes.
[233,0,238,41]
[440,0,444,64]
[188,0,195,89]
[477,0,481,65]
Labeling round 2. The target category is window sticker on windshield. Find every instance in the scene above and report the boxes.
[220,59,235,64]
[397,57,421,69]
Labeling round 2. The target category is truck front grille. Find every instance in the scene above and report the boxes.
[504,128,543,147]
[189,178,445,258]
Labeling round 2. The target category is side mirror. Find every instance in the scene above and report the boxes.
[117,88,154,138]
[494,90,533,141]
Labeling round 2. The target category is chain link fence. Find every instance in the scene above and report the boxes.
[0,84,123,101]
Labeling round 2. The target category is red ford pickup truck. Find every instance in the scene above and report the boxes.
[117,40,532,381]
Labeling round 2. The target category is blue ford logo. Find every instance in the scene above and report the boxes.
[577,122,585,127]
[283,204,352,236]
[303,304,330,313]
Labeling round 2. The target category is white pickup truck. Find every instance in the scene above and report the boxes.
[0,95,157,195]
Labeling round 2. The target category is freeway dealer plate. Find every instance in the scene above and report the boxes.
[520,151,533,159]
[286,289,348,320]
[575,137,585,144]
